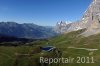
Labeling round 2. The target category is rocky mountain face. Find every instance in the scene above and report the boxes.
[81,0,100,36]
[55,21,72,33]
[55,21,83,34]
[0,22,57,39]
[55,0,100,36]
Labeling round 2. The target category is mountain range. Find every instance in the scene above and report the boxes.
[0,22,57,39]
[55,0,100,37]
[0,0,100,39]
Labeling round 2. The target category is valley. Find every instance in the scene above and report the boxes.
[0,29,100,66]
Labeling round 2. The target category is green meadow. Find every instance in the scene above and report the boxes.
[0,29,100,66]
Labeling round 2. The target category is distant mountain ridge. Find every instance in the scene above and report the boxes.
[0,22,57,39]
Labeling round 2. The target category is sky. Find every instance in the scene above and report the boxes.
[0,0,92,26]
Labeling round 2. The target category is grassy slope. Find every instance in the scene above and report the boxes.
[0,29,100,66]
[48,29,100,66]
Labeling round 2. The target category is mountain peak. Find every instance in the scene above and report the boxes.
[81,0,100,36]
[55,0,100,36]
